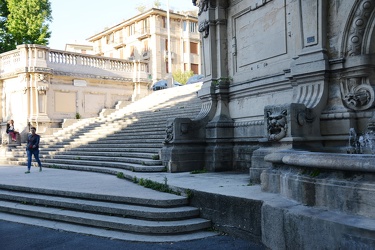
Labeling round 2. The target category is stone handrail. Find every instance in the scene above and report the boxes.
[0,44,149,81]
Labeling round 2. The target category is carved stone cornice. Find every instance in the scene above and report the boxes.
[52,71,142,82]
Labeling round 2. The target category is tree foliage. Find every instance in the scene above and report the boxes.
[173,69,194,85]
[153,0,161,8]
[135,4,147,13]
[0,0,14,52]
[0,0,52,53]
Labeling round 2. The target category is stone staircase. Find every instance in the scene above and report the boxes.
[0,183,216,242]
[0,83,220,242]
[4,83,203,173]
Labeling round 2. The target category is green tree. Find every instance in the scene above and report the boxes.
[4,0,52,51]
[153,0,161,8]
[135,4,147,13]
[0,0,14,52]
[173,69,194,85]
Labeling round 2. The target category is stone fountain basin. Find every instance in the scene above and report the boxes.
[262,150,375,219]
[265,150,375,173]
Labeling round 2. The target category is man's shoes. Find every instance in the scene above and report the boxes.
[25,170,30,174]
[39,167,42,172]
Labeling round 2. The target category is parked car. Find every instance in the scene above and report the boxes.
[151,79,182,91]
[152,80,167,91]
[186,74,204,85]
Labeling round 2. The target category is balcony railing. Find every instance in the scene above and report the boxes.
[164,51,175,61]
[137,28,151,40]
[0,44,149,82]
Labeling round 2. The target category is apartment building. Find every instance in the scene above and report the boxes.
[65,42,94,55]
[87,8,201,83]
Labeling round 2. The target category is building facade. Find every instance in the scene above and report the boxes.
[87,8,201,83]
[0,44,149,142]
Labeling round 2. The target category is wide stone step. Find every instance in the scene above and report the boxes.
[76,142,163,148]
[43,142,163,149]
[55,147,159,154]
[0,189,199,221]
[0,201,211,235]
[90,138,164,144]
[41,161,165,172]
[42,156,161,167]
[0,183,186,207]
[46,148,159,156]
[79,129,165,139]
[48,151,157,159]
[102,134,164,140]
[121,111,200,121]
[43,155,162,166]
[0,212,217,243]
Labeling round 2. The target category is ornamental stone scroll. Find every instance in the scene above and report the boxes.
[340,77,375,111]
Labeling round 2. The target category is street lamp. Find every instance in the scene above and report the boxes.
[166,0,172,86]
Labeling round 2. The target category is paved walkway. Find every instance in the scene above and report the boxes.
[0,165,275,202]
[0,165,268,249]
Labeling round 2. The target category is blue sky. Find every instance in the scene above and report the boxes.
[49,0,197,50]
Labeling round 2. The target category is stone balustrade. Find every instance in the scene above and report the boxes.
[0,44,149,81]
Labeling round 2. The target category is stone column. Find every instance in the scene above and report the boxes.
[198,0,234,171]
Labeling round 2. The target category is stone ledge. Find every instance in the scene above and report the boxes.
[265,150,375,173]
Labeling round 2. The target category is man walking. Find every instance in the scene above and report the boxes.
[25,127,42,173]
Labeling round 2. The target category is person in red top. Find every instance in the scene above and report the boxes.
[6,120,18,142]
[25,127,42,174]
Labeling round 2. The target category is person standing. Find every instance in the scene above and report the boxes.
[25,127,42,173]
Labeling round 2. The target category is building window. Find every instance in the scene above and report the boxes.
[143,18,148,30]
[191,63,199,74]
[162,16,166,28]
[190,22,197,33]
[143,40,149,52]
[120,48,124,58]
[190,42,198,54]
[130,46,135,57]
[106,33,114,44]
[166,62,169,73]
[183,21,187,31]
[165,39,168,51]
[129,24,135,36]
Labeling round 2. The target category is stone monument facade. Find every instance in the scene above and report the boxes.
[164,0,374,168]
[162,2,375,246]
